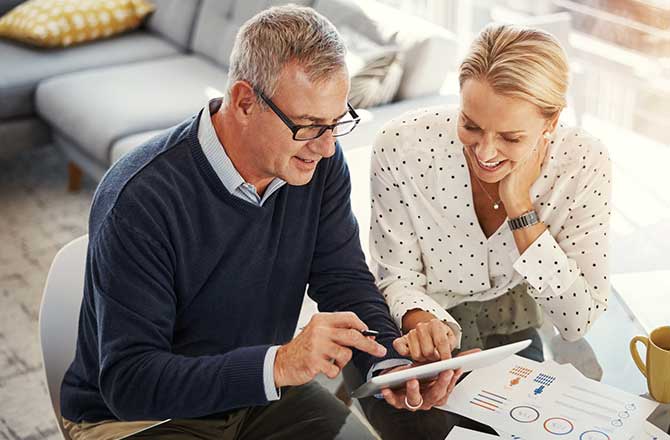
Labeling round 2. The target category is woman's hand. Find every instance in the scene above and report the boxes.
[379,349,481,411]
[499,133,550,217]
[393,318,457,362]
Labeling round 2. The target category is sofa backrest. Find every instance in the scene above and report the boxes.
[189,0,315,68]
[146,0,202,49]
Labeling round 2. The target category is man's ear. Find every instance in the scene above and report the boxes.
[229,81,260,123]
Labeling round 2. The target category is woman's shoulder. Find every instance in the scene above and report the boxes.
[550,123,610,172]
[374,105,461,157]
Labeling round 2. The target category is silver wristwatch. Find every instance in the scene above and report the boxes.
[508,210,540,230]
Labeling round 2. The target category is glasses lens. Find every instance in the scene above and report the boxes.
[294,126,324,141]
[332,120,357,137]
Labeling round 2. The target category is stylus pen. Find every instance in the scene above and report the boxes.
[298,327,379,337]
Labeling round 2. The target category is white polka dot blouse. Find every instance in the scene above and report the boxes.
[370,106,613,347]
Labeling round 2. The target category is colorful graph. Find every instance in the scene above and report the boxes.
[510,366,533,378]
[508,366,533,387]
[533,373,556,395]
[470,390,508,412]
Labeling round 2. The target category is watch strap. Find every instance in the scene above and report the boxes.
[508,210,540,230]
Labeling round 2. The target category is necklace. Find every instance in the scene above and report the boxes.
[472,172,502,210]
[464,148,503,210]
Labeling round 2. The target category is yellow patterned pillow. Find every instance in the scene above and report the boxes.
[0,0,155,48]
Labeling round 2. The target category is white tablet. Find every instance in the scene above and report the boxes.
[350,339,531,398]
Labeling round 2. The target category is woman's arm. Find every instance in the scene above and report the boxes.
[370,123,462,347]
[511,140,613,341]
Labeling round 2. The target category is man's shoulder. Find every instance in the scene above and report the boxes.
[89,115,199,235]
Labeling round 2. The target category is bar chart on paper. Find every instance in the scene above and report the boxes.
[442,355,659,440]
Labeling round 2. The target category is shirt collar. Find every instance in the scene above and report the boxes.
[197,98,286,196]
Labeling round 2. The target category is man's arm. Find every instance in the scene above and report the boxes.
[91,213,271,420]
[307,144,406,380]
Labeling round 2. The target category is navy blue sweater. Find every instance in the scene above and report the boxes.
[60,112,403,423]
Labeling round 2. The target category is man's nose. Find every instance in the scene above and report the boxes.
[310,130,337,158]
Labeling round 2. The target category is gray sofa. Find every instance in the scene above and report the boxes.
[1,0,458,187]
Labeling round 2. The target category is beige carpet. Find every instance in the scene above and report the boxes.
[0,145,95,439]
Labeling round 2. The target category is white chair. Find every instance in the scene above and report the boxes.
[39,235,89,440]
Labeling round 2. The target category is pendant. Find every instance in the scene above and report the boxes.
[493,202,500,210]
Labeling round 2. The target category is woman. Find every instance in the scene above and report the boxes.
[362,24,612,438]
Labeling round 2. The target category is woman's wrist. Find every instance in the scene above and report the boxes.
[401,309,438,333]
[504,196,534,219]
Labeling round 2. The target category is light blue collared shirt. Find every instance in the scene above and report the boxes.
[198,101,409,401]
[198,103,284,401]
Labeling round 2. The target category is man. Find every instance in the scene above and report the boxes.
[60,6,459,440]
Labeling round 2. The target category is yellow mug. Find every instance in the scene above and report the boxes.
[630,326,670,403]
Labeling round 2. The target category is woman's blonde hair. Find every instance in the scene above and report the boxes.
[459,23,569,119]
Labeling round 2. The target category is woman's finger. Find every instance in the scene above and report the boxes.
[393,336,410,356]
[404,379,423,411]
[416,325,439,361]
[408,330,424,362]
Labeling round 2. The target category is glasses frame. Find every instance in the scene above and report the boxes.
[254,88,361,141]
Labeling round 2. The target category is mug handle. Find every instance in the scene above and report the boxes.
[630,336,649,378]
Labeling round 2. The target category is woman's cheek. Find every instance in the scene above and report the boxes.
[457,127,478,147]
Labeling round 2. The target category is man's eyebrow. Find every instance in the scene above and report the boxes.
[461,111,525,135]
[294,108,349,124]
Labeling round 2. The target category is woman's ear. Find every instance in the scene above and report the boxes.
[545,112,560,136]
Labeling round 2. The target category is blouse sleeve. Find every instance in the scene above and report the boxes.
[369,125,462,348]
[513,139,613,342]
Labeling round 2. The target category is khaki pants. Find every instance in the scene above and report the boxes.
[63,382,376,440]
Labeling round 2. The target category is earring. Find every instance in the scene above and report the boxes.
[543,132,552,140]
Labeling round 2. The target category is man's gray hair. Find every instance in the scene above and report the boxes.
[225,4,347,105]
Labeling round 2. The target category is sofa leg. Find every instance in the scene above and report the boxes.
[68,162,82,192]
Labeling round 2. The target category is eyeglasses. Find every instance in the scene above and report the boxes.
[255,88,360,141]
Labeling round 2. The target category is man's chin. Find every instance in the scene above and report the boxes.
[284,171,316,187]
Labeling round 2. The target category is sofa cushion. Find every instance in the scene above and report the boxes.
[36,55,227,165]
[189,0,315,67]
[0,31,178,119]
[146,0,201,48]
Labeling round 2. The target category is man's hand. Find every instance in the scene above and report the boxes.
[274,312,387,388]
[379,349,481,411]
[393,318,458,362]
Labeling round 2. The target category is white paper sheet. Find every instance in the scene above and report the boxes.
[442,355,658,440]
[445,426,499,439]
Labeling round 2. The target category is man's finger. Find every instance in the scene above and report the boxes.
[320,311,367,331]
[315,358,340,379]
[330,328,386,357]
[324,343,352,370]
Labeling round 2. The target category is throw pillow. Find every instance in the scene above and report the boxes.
[339,26,404,109]
[349,51,404,109]
[0,0,155,48]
